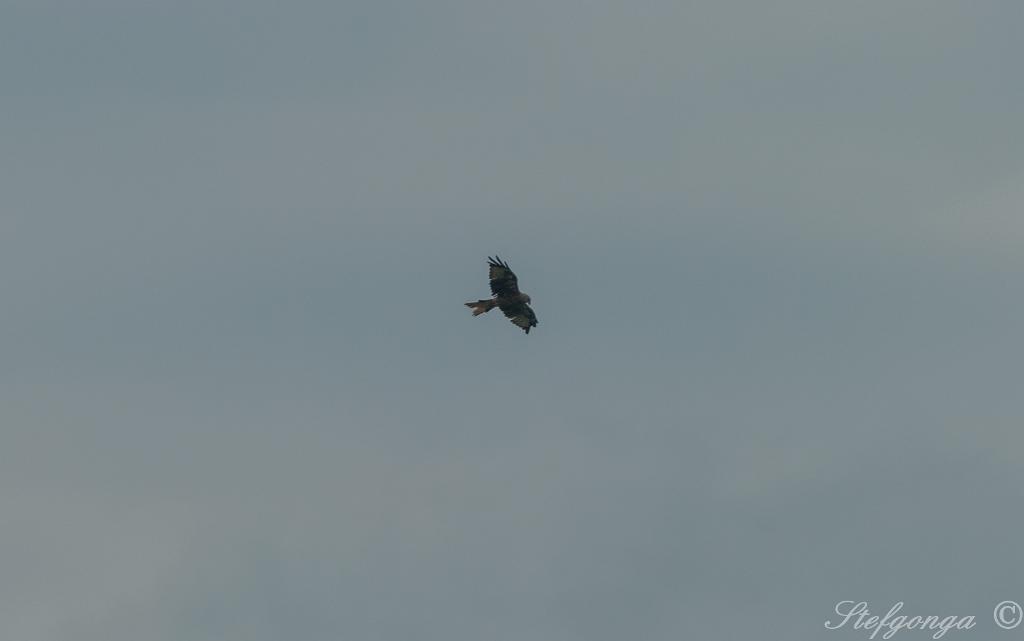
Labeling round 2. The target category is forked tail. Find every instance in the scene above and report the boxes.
[465,299,496,316]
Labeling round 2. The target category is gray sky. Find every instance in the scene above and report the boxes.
[3,2,1023,640]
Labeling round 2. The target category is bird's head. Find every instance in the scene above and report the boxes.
[522,294,532,304]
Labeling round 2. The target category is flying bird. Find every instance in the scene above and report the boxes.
[465,256,538,334]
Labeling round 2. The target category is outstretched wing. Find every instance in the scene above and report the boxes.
[488,256,520,298]
[498,301,538,334]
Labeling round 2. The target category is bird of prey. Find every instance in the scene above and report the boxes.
[465,256,538,334]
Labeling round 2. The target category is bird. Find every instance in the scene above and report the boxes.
[465,256,538,334]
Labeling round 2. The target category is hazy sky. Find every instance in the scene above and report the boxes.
[3,2,1023,640]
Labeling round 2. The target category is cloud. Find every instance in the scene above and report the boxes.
[2,1,1022,640]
